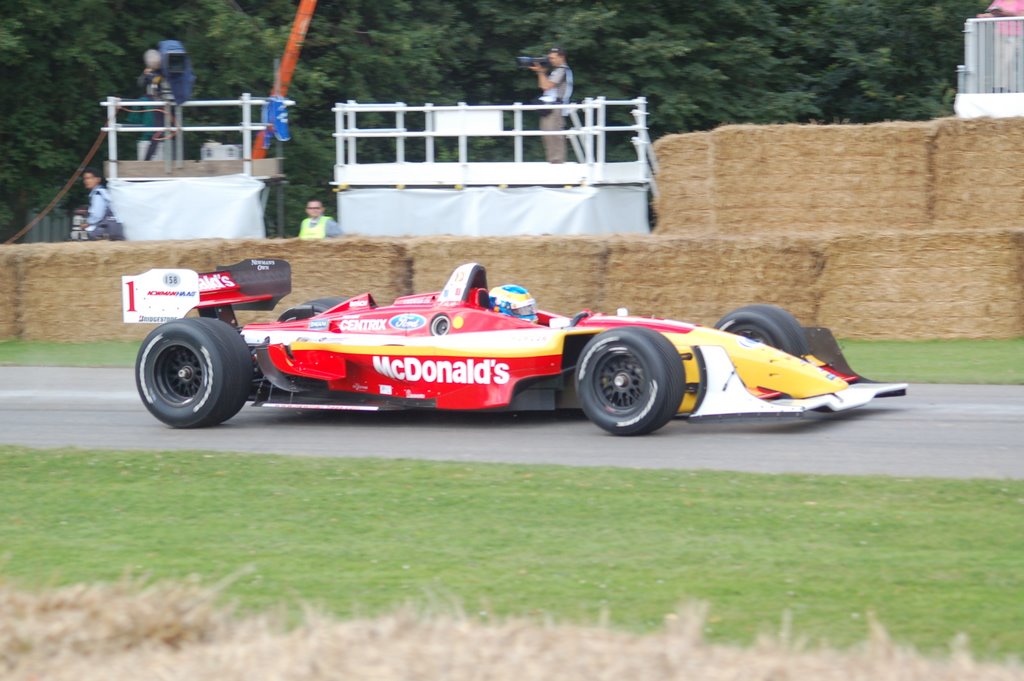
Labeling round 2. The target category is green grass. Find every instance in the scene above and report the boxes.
[2,447,1022,658]
[840,338,1024,385]
[1,337,1022,384]
[0,339,141,367]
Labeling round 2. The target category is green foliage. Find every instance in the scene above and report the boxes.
[791,0,983,122]
[0,0,986,240]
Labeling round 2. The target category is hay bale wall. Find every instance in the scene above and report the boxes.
[0,246,19,338]
[819,229,1024,339]
[3,229,1023,341]
[408,236,608,313]
[5,118,1024,341]
[602,235,825,327]
[682,122,935,235]
[13,240,412,342]
[656,117,1024,237]
[651,132,714,235]
[932,117,1024,229]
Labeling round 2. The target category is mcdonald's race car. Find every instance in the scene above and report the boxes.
[122,259,906,436]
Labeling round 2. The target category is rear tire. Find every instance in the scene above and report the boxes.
[136,318,253,428]
[277,296,347,322]
[714,304,810,357]
[575,327,685,436]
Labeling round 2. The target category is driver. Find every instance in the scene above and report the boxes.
[489,284,538,322]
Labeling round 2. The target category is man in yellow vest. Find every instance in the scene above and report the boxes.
[298,199,341,239]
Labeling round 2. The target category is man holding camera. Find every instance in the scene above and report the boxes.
[529,46,573,163]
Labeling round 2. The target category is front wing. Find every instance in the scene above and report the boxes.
[687,345,908,421]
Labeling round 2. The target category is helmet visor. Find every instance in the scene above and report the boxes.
[510,300,536,318]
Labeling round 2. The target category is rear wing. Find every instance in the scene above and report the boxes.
[123,258,291,324]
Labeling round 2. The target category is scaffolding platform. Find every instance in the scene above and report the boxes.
[108,158,283,180]
[331,97,656,235]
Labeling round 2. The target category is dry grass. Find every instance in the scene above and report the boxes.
[2,578,1021,681]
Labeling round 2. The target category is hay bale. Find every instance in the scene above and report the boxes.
[408,236,608,314]
[16,241,180,342]
[819,229,1024,339]
[7,227,1024,342]
[710,122,936,234]
[246,237,411,321]
[1018,231,1024,332]
[932,117,1024,230]
[14,239,287,342]
[12,239,411,342]
[602,235,826,327]
[651,132,715,235]
[0,246,20,338]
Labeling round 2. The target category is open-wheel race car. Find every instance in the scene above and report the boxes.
[122,258,906,435]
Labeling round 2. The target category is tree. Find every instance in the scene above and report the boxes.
[0,0,986,242]
[790,0,983,122]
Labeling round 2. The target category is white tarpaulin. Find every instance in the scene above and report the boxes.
[954,93,1024,118]
[107,175,266,240]
[337,185,649,236]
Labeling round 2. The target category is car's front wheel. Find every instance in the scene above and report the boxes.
[714,304,810,357]
[136,318,253,428]
[575,327,686,436]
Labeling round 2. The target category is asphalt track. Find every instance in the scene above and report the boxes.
[0,366,1021,479]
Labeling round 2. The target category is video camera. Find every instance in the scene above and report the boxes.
[516,56,551,69]
[157,39,196,105]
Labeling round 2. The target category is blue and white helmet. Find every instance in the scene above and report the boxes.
[489,284,538,322]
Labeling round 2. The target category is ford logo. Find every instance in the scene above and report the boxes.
[389,313,427,331]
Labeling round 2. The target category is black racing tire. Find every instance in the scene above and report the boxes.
[714,304,810,357]
[136,318,253,428]
[575,327,686,436]
[276,296,348,322]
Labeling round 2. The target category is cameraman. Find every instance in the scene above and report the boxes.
[529,46,573,163]
[137,48,174,161]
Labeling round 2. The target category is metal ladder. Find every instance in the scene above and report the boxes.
[567,107,659,198]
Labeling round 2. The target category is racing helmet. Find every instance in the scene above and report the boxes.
[489,284,538,322]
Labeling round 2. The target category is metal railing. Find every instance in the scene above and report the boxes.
[99,94,293,178]
[22,208,71,243]
[958,17,1024,93]
[331,97,657,192]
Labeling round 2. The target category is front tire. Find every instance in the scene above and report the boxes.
[136,318,253,428]
[714,304,810,357]
[575,327,686,436]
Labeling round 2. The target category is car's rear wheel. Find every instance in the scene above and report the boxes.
[276,296,348,322]
[136,318,253,428]
[575,327,685,436]
[714,304,810,357]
